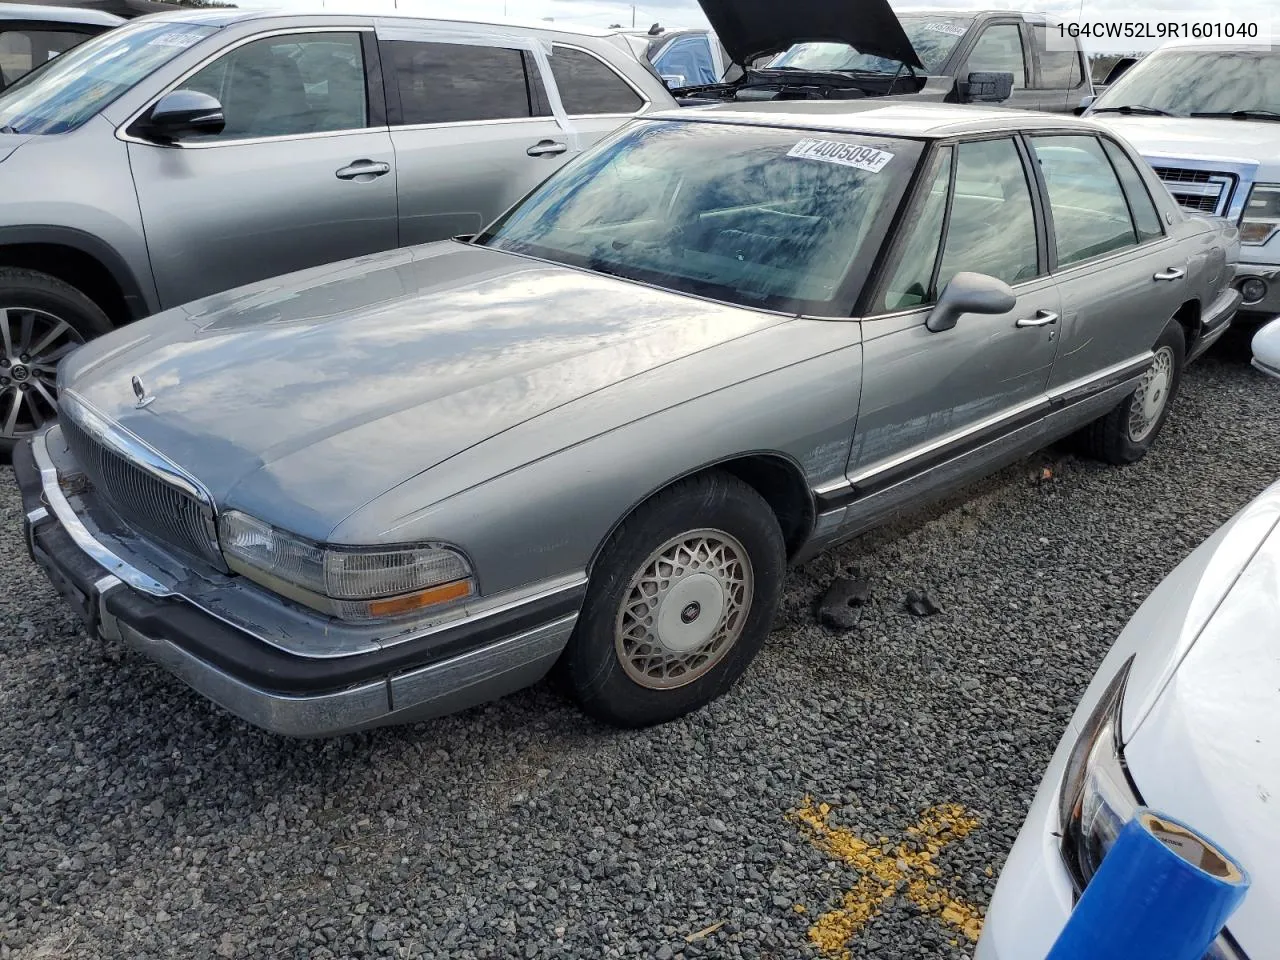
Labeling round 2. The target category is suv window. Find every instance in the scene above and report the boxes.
[387,41,534,125]
[549,45,643,115]
[0,28,91,88]
[1031,25,1082,89]
[1101,140,1163,242]
[937,138,1039,289]
[883,147,952,310]
[966,24,1026,89]
[182,32,368,140]
[1031,136,1139,266]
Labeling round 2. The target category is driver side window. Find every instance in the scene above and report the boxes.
[178,32,368,141]
[966,24,1026,89]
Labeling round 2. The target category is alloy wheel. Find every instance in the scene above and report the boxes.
[1128,345,1175,443]
[614,529,754,690]
[0,307,82,441]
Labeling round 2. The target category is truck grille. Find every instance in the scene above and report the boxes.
[61,414,222,568]
[1153,166,1236,217]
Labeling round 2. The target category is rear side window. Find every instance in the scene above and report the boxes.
[549,45,643,115]
[1031,135,1139,266]
[387,41,534,124]
[1101,139,1164,241]
[1032,26,1083,89]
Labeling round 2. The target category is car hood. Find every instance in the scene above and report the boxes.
[60,242,784,541]
[696,0,922,69]
[1123,494,1280,956]
[1091,115,1280,165]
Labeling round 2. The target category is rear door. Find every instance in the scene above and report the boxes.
[1028,23,1091,112]
[954,19,1040,111]
[128,28,398,308]
[1030,133,1187,388]
[851,136,1060,483]
[542,43,651,152]
[382,36,571,244]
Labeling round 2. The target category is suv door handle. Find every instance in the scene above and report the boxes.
[1154,267,1186,281]
[336,160,391,181]
[527,140,568,158]
[1016,310,1059,328]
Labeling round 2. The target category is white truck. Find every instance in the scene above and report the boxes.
[1085,41,1280,328]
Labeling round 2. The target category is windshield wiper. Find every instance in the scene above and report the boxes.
[0,125,20,135]
[1092,104,1176,117]
[1191,109,1280,122]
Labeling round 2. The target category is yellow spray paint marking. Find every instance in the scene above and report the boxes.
[788,798,986,958]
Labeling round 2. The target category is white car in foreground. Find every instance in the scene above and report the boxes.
[1254,318,1280,380]
[977,480,1280,959]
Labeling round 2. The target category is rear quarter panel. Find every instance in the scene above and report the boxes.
[332,318,864,595]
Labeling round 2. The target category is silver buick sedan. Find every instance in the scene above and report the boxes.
[16,102,1241,736]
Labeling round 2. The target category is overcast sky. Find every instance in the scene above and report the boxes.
[248,0,1276,53]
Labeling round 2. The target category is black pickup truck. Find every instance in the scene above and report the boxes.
[677,0,1093,113]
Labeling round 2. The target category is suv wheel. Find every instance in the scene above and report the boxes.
[0,268,112,454]
[1081,319,1186,465]
[562,471,786,728]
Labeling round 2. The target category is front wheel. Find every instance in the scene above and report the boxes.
[1080,319,1185,466]
[563,471,786,728]
[0,268,112,455]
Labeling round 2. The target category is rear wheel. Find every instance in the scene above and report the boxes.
[563,471,786,728]
[1080,319,1185,465]
[0,268,111,455]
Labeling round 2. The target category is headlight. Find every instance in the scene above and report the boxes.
[1058,656,1139,890]
[218,511,475,622]
[1239,183,1280,245]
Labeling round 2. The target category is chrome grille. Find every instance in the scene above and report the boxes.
[1153,166,1236,217]
[61,414,221,567]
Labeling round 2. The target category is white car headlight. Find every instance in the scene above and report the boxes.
[218,511,475,622]
[1239,183,1280,245]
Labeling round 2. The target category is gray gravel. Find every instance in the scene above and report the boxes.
[2,337,1279,960]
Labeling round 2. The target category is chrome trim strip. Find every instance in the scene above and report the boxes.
[1045,352,1154,405]
[60,390,216,508]
[31,432,174,598]
[26,506,49,525]
[847,394,1050,488]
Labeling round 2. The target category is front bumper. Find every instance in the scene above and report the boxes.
[15,432,582,737]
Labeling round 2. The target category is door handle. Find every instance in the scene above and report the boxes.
[1154,267,1186,282]
[1016,310,1059,328]
[527,140,568,158]
[335,160,391,181]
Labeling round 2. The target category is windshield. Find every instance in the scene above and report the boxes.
[477,120,920,314]
[0,21,216,134]
[771,17,972,75]
[1093,49,1280,117]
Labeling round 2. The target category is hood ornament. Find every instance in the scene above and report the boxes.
[132,376,155,410]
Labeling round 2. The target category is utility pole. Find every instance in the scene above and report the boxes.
[632,5,636,28]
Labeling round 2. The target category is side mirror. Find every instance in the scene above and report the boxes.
[926,272,1016,333]
[136,89,225,144]
[1074,94,1098,116]
[958,71,1014,103]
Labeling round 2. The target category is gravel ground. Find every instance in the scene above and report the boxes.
[2,336,1279,960]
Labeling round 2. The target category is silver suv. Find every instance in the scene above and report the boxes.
[0,9,675,451]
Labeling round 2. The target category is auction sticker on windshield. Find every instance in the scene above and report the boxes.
[788,140,895,173]
[149,31,208,48]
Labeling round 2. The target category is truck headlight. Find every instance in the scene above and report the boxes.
[218,511,475,622]
[1058,656,1139,890]
[1239,183,1280,245]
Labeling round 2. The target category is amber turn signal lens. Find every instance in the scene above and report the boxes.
[366,580,474,619]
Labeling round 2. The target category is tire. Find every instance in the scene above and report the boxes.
[1080,319,1186,466]
[562,471,787,728]
[0,268,112,455]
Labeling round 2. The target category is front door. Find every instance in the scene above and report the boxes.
[851,137,1060,494]
[956,20,1041,111]
[128,29,398,309]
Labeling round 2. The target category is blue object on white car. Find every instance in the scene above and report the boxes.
[1252,317,1280,379]
[977,478,1280,960]
[1044,808,1249,960]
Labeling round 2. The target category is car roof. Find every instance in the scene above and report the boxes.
[651,100,1106,138]
[128,6,620,37]
[0,3,124,25]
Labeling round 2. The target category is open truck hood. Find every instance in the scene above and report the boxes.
[696,0,923,70]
